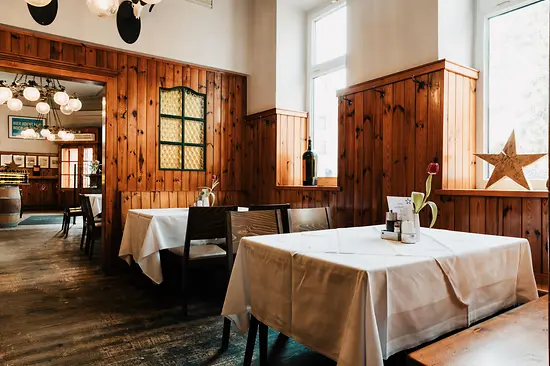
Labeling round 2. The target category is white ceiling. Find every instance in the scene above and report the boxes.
[0,71,104,99]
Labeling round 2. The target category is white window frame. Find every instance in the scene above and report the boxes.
[307,1,347,178]
[475,0,548,190]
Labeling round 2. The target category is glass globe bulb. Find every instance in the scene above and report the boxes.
[58,130,67,139]
[86,0,119,17]
[22,128,36,139]
[143,0,163,3]
[23,86,40,102]
[36,101,51,115]
[25,0,53,6]
[47,133,57,142]
[7,98,23,111]
[68,98,82,112]
[0,87,13,103]
[66,133,75,141]
[54,91,69,106]
[40,128,51,137]
[60,104,73,115]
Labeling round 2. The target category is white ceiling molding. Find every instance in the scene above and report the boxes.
[185,0,212,9]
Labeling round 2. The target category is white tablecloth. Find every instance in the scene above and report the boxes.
[222,225,538,366]
[86,194,102,217]
[119,207,247,284]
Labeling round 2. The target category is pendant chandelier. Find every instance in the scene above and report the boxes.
[0,75,82,142]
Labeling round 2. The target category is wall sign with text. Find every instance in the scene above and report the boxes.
[8,116,46,139]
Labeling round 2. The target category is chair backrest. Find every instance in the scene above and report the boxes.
[227,210,282,254]
[288,207,331,233]
[80,194,94,225]
[185,206,238,243]
[249,203,291,233]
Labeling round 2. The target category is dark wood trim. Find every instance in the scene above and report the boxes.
[437,189,549,199]
[337,59,479,97]
[275,185,340,192]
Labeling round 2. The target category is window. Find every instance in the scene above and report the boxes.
[60,146,97,189]
[61,148,79,189]
[480,0,549,188]
[309,3,347,178]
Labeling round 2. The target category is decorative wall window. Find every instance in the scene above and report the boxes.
[308,2,347,178]
[477,0,549,189]
[159,87,206,171]
[61,148,79,188]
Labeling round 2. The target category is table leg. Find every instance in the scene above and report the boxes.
[221,317,231,351]
[243,315,258,366]
[259,321,268,365]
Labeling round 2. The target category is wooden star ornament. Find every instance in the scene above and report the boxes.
[475,131,546,190]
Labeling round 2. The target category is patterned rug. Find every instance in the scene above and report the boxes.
[18,215,64,226]
[0,224,338,366]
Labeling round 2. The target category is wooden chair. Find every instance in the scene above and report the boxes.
[62,206,83,238]
[288,207,332,233]
[224,210,283,358]
[19,189,23,218]
[249,203,291,233]
[181,206,238,317]
[81,195,101,260]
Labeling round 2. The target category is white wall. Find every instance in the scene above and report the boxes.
[248,0,277,114]
[0,0,251,75]
[276,0,307,111]
[0,106,62,154]
[438,0,475,67]
[346,0,439,86]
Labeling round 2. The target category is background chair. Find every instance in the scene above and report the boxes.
[249,203,291,233]
[288,207,332,233]
[181,206,238,316]
[224,209,283,356]
[81,195,101,260]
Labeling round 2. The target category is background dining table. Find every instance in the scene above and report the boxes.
[119,207,247,284]
[85,193,102,217]
[222,225,538,366]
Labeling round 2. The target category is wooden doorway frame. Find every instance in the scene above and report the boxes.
[0,51,118,272]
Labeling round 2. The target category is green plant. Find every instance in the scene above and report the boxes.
[411,163,439,228]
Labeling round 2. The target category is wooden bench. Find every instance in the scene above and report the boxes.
[408,296,548,366]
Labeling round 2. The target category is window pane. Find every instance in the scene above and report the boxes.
[314,6,346,65]
[69,148,78,162]
[487,1,549,180]
[61,148,69,161]
[61,175,70,189]
[83,148,94,162]
[313,68,346,178]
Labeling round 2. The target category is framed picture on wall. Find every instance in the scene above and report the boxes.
[1,155,12,166]
[12,155,25,167]
[38,156,49,168]
[50,156,58,169]
[8,116,46,139]
[26,156,37,168]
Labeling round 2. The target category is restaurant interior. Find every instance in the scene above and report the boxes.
[0,0,548,365]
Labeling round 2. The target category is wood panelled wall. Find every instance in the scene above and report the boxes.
[0,26,247,272]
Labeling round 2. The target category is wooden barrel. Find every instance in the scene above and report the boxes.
[0,186,21,228]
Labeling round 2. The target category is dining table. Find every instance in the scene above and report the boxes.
[85,193,102,217]
[222,225,538,366]
[119,207,247,284]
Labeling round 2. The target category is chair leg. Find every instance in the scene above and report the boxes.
[84,232,91,254]
[182,266,189,316]
[88,235,95,260]
[243,315,259,366]
[73,215,76,225]
[259,321,268,365]
[64,216,70,238]
[221,317,231,352]
[80,223,87,250]
[61,214,66,231]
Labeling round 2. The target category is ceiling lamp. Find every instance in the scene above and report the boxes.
[23,86,40,102]
[65,132,75,141]
[40,127,51,137]
[68,98,82,112]
[25,0,53,6]
[47,133,57,141]
[86,0,119,17]
[0,87,13,103]
[60,104,73,115]
[54,91,69,106]
[57,129,68,139]
[36,101,51,115]
[7,98,23,111]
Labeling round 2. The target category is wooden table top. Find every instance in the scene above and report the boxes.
[407,296,548,366]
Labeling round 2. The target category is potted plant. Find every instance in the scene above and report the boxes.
[411,163,439,237]
[198,175,219,206]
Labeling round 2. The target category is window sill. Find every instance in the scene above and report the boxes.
[436,189,548,199]
[276,185,340,192]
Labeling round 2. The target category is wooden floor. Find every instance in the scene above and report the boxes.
[0,219,334,366]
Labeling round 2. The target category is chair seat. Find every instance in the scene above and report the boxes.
[169,244,226,260]
[68,207,82,212]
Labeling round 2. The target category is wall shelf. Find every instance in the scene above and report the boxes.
[436,189,548,199]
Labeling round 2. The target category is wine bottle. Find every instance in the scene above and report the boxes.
[302,137,318,186]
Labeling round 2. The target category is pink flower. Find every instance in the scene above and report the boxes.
[427,163,439,175]
[212,174,217,180]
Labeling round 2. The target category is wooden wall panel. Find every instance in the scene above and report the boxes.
[0,26,247,272]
